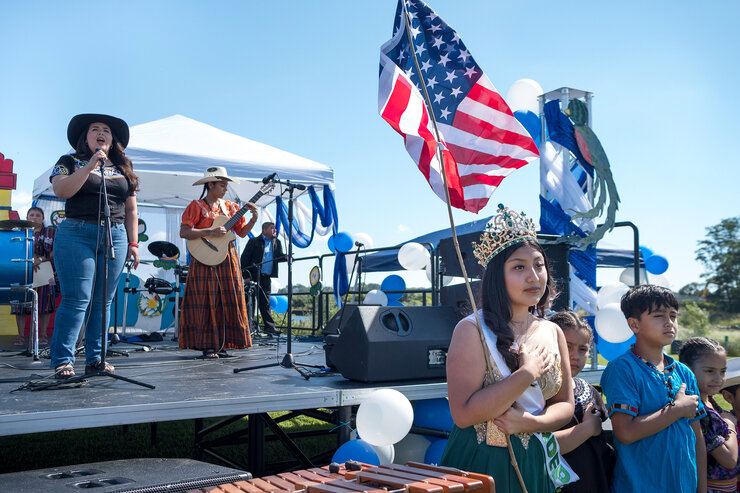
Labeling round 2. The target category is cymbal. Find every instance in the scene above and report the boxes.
[0,219,42,230]
[147,241,180,260]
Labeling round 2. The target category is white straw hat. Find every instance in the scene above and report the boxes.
[192,166,240,186]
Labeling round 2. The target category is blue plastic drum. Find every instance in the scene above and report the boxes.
[0,230,34,305]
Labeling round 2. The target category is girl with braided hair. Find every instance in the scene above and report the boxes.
[440,205,574,493]
[680,337,739,492]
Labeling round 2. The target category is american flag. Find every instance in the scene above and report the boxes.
[379,0,539,213]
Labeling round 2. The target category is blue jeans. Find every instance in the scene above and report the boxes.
[50,219,127,368]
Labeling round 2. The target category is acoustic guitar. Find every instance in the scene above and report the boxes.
[187,178,276,266]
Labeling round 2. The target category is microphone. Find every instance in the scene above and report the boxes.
[94,147,106,166]
[355,241,364,247]
[263,173,277,184]
[293,184,306,190]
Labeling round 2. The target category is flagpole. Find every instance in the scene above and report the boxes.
[400,4,528,492]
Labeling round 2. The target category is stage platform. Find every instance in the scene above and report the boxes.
[0,335,454,438]
[0,333,605,437]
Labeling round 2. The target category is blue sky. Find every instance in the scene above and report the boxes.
[1,1,738,291]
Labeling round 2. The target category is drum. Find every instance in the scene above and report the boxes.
[0,230,34,305]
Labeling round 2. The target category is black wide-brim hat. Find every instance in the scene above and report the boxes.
[67,113,130,149]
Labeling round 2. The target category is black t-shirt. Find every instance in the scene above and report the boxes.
[49,154,133,223]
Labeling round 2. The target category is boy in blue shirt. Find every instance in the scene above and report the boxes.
[601,285,707,492]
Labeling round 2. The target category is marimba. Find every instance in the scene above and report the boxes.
[188,461,495,493]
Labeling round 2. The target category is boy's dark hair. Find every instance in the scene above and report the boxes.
[678,336,725,368]
[620,284,678,320]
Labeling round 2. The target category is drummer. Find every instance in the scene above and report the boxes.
[11,207,60,347]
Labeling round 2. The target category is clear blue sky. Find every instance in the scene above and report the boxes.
[1,1,738,291]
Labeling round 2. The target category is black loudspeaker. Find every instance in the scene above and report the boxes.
[0,458,250,493]
[438,233,570,311]
[324,305,459,382]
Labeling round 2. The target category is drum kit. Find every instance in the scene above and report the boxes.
[117,240,188,341]
[0,219,41,359]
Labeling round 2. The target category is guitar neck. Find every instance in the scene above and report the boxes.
[223,190,265,231]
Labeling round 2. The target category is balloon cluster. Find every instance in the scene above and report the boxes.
[506,79,544,145]
[331,389,413,465]
[331,393,456,467]
[618,245,671,288]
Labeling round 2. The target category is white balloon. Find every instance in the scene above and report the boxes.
[393,433,431,464]
[356,389,414,446]
[398,242,430,270]
[619,267,648,286]
[363,289,388,306]
[370,443,395,465]
[505,78,543,114]
[647,272,671,289]
[597,282,630,309]
[424,258,453,286]
[595,303,633,343]
[354,232,374,250]
[271,278,281,292]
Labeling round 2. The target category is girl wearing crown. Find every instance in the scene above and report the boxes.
[440,205,575,493]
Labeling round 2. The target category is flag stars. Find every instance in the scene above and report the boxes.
[420,60,432,72]
[458,49,470,63]
[426,76,439,89]
[410,24,421,38]
[438,53,451,66]
[450,86,462,97]
[434,92,445,103]
[444,70,457,83]
[440,107,451,120]
[450,32,461,43]
[432,36,445,49]
[415,43,426,56]
[463,66,478,78]
[429,23,442,33]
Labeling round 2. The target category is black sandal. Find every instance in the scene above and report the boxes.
[202,349,219,359]
[55,363,76,380]
[85,360,115,375]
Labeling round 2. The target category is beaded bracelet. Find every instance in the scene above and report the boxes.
[128,242,139,248]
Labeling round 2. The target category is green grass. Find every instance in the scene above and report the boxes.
[0,412,338,474]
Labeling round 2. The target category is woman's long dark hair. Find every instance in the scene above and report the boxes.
[74,127,139,191]
[480,238,557,372]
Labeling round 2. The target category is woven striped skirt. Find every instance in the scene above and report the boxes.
[179,243,251,351]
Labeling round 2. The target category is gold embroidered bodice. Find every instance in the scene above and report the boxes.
[472,317,563,448]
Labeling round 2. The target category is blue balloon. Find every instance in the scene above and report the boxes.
[387,300,404,307]
[645,254,669,275]
[269,296,278,309]
[414,398,454,432]
[273,295,288,314]
[639,246,654,260]
[327,235,336,253]
[381,275,406,301]
[424,438,448,465]
[597,334,635,362]
[334,232,354,253]
[514,110,541,144]
[332,439,380,465]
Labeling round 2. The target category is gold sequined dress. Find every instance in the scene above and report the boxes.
[440,312,563,493]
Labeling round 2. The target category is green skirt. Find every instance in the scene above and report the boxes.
[440,425,555,493]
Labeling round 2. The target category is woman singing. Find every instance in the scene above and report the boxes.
[179,166,257,358]
[49,113,140,379]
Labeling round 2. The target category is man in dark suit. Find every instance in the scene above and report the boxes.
[241,222,285,336]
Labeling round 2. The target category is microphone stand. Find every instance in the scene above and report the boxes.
[234,180,322,375]
[34,154,154,391]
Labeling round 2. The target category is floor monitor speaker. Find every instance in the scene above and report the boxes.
[325,305,459,382]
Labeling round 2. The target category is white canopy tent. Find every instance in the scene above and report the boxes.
[33,114,334,208]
